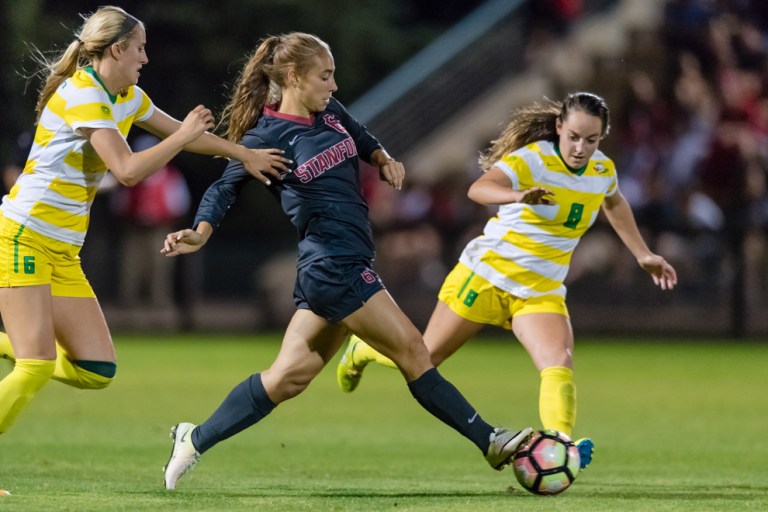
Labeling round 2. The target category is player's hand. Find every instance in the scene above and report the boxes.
[177,105,215,145]
[241,148,293,186]
[161,229,205,257]
[519,186,555,205]
[379,158,405,190]
[638,254,677,290]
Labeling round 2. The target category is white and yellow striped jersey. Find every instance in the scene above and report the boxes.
[459,140,618,299]
[1,67,154,246]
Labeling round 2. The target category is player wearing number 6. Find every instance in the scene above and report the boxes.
[0,6,290,437]
[338,92,678,472]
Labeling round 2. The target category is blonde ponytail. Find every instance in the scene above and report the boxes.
[32,6,143,120]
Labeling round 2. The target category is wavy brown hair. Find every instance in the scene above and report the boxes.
[32,6,142,120]
[219,32,331,143]
[479,92,611,171]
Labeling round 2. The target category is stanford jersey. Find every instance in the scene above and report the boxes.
[195,98,382,268]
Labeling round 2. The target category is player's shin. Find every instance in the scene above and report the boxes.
[0,358,56,433]
[539,366,576,437]
[191,373,276,453]
[407,367,493,451]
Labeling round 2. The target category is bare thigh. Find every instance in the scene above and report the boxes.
[512,313,574,371]
[262,308,348,404]
[0,286,56,359]
[422,300,485,366]
[52,295,115,362]
[341,290,431,380]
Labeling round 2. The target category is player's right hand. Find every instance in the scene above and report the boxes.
[519,186,555,205]
[177,105,215,145]
[162,228,205,257]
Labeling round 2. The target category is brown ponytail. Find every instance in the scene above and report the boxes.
[219,37,281,143]
[478,92,610,171]
[219,32,331,142]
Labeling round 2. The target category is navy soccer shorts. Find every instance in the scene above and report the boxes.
[294,257,385,323]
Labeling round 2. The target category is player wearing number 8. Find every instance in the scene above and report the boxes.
[338,92,678,476]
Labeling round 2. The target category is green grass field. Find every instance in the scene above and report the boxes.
[1,335,766,511]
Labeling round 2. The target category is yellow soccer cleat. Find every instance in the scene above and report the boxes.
[336,335,369,393]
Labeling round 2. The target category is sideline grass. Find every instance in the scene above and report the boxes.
[1,335,766,511]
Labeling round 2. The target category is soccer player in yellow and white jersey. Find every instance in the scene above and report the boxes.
[337,92,678,471]
[0,5,291,437]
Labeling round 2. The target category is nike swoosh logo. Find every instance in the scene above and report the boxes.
[288,135,299,146]
[467,411,478,424]
[180,428,190,443]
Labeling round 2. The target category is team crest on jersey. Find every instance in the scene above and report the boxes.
[323,114,347,134]
[593,162,606,174]
[101,106,111,118]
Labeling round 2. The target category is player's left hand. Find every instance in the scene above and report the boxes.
[638,254,677,290]
[241,148,293,186]
[379,158,405,190]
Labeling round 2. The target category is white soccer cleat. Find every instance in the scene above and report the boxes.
[163,422,200,490]
[485,427,534,470]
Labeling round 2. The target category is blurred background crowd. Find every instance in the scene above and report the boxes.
[1,0,767,338]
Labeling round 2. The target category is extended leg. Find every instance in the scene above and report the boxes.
[513,312,593,469]
[164,310,347,490]
[342,291,531,470]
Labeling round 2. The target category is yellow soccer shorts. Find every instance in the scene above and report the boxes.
[438,262,568,330]
[0,214,95,298]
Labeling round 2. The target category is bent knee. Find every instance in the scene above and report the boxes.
[74,360,116,390]
[263,368,315,402]
[400,333,431,360]
[384,333,432,375]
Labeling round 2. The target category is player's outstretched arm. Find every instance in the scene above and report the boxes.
[88,105,214,187]
[137,108,292,185]
[602,190,677,290]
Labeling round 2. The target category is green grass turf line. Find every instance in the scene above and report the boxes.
[0,335,766,511]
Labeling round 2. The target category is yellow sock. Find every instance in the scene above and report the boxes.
[352,335,397,369]
[0,333,114,389]
[539,365,576,437]
[0,358,56,434]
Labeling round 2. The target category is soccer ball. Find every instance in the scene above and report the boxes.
[512,430,580,495]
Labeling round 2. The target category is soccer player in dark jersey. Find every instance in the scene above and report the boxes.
[161,32,533,490]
